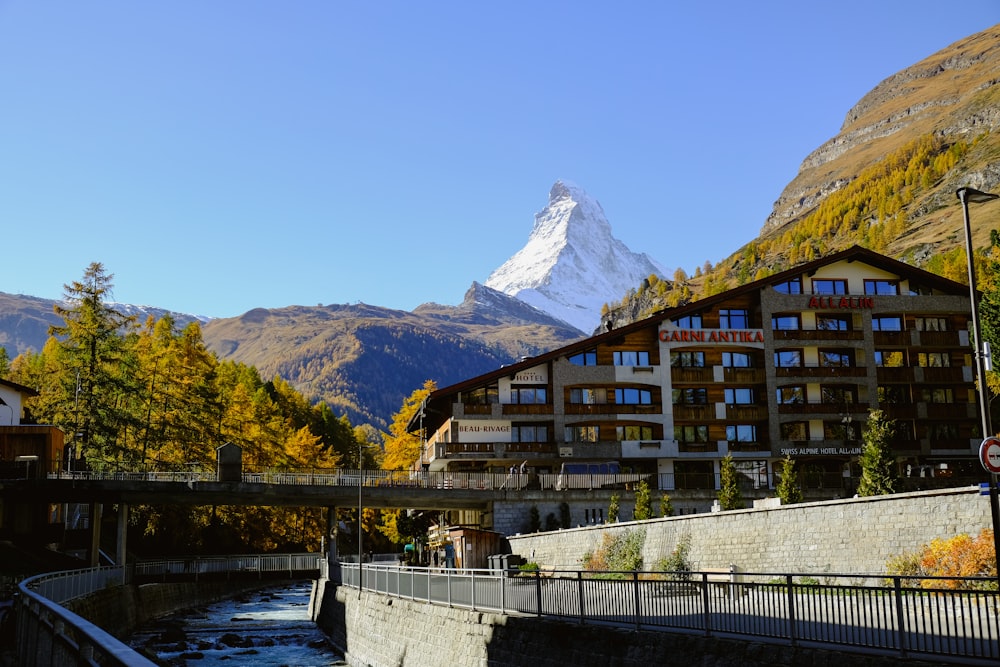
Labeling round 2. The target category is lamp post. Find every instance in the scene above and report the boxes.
[956,186,1000,589]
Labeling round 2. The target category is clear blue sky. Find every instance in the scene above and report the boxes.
[2,3,998,319]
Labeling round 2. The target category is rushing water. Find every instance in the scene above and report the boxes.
[128,581,344,666]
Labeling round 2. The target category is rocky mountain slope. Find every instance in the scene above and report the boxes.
[200,283,582,428]
[763,25,1000,254]
[604,24,1000,328]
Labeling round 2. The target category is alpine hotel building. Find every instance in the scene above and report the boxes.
[413,246,985,517]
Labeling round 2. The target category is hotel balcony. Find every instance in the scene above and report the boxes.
[775,365,869,379]
[876,367,915,383]
[776,401,870,416]
[433,440,559,460]
[722,367,766,383]
[724,404,768,420]
[772,329,864,342]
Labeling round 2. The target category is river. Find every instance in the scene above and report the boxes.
[128,581,344,666]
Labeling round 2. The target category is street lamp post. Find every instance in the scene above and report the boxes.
[358,438,364,598]
[956,186,1000,589]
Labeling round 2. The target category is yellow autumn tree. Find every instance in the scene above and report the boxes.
[382,379,436,471]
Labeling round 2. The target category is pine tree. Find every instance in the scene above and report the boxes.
[48,262,135,467]
[608,494,620,523]
[717,453,745,510]
[776,455,803,505]
[857,409,900,496]
[633,480,652,520]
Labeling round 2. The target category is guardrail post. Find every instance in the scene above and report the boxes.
[892,576,908,658]
[632,571,641,629]
[785,575,797,645]
[471,569,476,610]
[700,572,711,636]
[534,570,542,617]
[576,571,584,624]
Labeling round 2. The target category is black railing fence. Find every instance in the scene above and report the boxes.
[341,563,999,664]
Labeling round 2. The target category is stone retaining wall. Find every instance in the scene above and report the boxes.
[313,580,947,667]
[506,486,991,575]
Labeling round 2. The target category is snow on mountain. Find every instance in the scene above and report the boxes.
[485,180,667,333]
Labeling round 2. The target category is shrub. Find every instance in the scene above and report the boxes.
[582,528,645,575]
[885,529,997,590]
[654,533,692,580]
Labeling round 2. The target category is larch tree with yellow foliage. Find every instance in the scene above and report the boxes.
[379,380,436,544]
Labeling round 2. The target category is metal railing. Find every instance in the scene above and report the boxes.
[341,563,999,664]
[15,553,324,667]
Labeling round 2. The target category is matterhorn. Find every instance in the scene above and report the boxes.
[485,180,667,333]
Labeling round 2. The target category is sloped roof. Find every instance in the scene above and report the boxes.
[0,377,39,397]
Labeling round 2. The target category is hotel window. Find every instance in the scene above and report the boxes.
[569,388,606,404]
[724,387,754,405]
[510,387,547,404]
[821,385,856,404]
[617,424,654,441]
[615,387,652,405]
[920,387,954,404]
[918,352,950,367]
[771,313,801,330]
[877,385,907,404]
[872,316,903,331]
[568,349,597,366]
[672,314,702,328]
[823,421,855,440]
[673,387,708,404]
[811,278,848,295]
[816,314,851,331]
[780,422,808,440]
[722,351,752,367]
[927,422,960,439]
[776,385,805,404]
[864,279,899,295]
[726,424,756,442]
[914,317,948,331]
[465,386,499,405]
[773,277,802,294]
[719,308,750,328]
[819,349,853,367]
[512,424,548,442]
[908,282,932,296]
[774,349,803,368]
[674,424,709,443]
[875,350,905,367]
[613,350,650,366]
[565,425,600,443]
[670,351,705,367]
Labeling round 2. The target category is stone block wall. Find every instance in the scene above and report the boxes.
[506,486,991,576]
[315,581,949,667]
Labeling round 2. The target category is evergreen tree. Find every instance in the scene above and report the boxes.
[776,455,803,505]
[48,262,135,468]
[717,453,745,510]
[608,494,620,523]
[633,479,652,521]
[857,409,900,496]
[0,346,9,377]
[659,492,674,517]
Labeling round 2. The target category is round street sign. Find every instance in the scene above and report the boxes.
[980,437,1000,474]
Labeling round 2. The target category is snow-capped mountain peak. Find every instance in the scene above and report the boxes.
[485,180,666,333]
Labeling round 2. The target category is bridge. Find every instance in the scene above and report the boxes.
[1,466,640,566]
